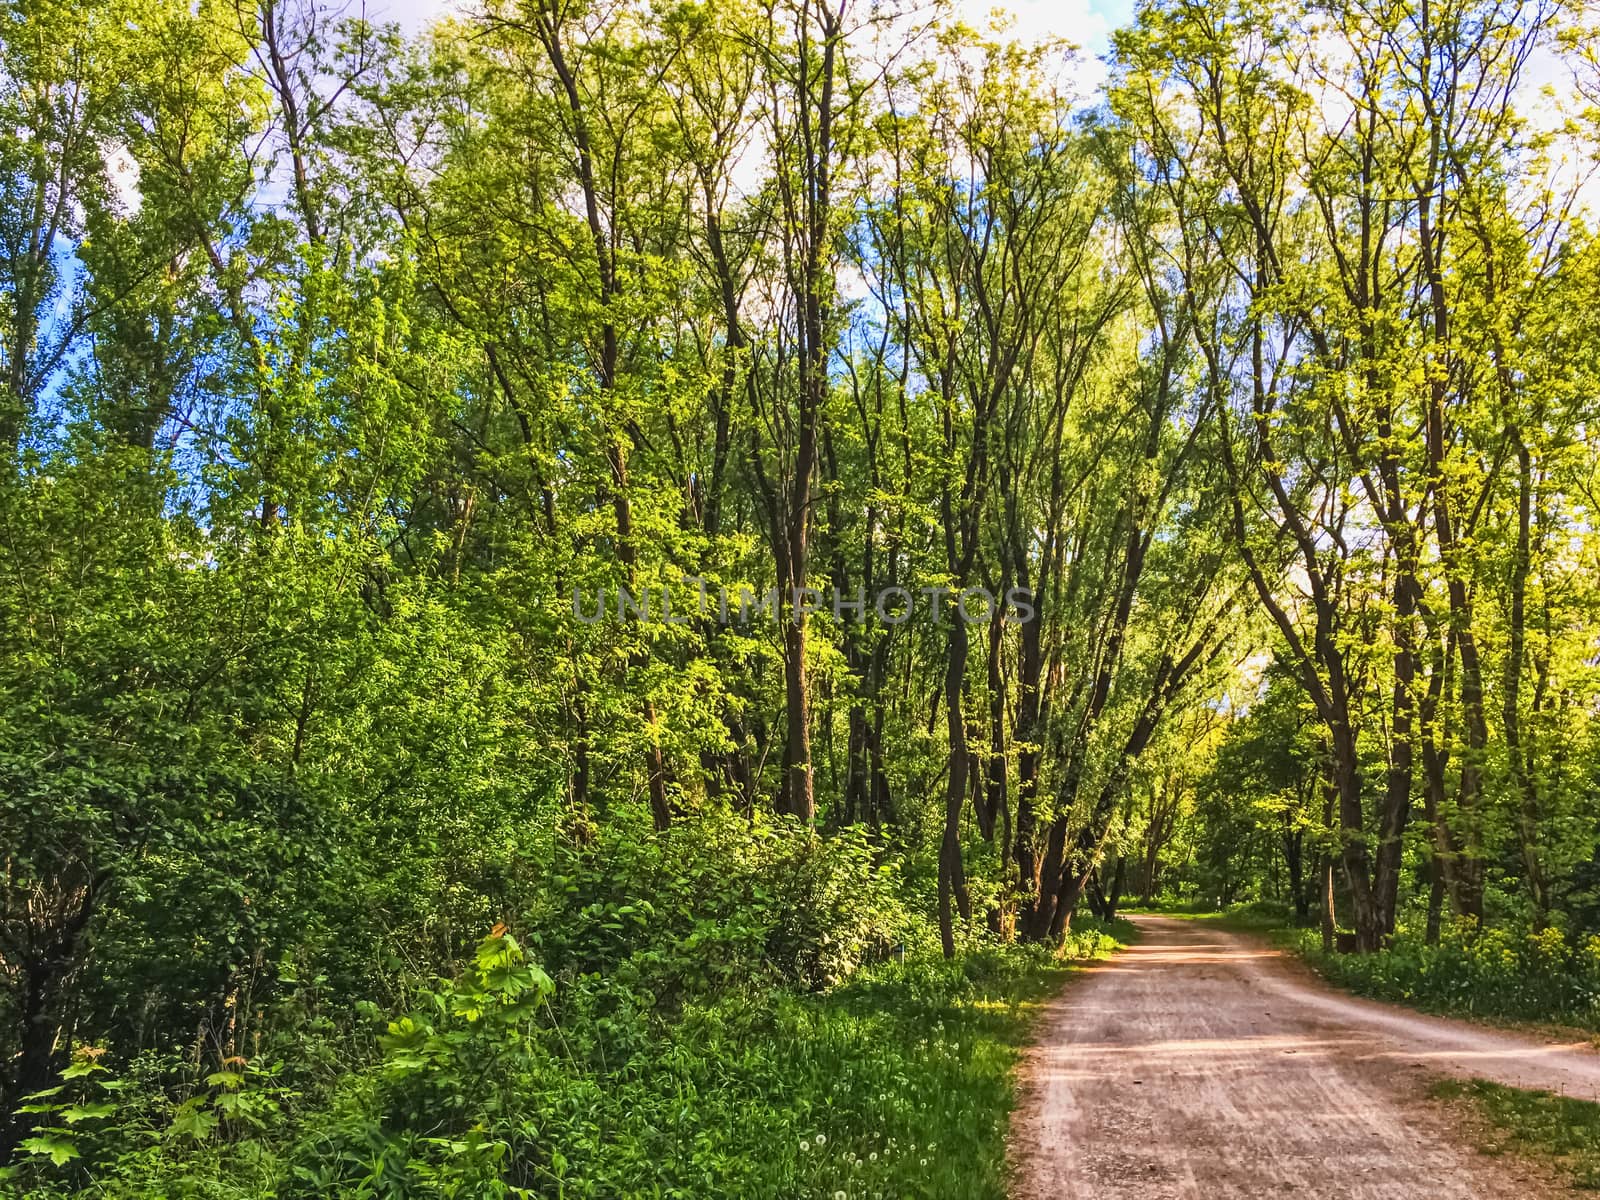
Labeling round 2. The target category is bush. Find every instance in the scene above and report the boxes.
[283,921,1128,1199]
[1,914,1131,1200]
[3,808,1134,1200]
[1303,919,1600,1025]
[525,811,911,999]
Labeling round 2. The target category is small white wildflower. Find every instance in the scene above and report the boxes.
[815,1133,827,1147]
[800,1140,810,1153]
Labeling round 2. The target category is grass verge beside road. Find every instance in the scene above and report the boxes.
[1430,1078,1600,1191]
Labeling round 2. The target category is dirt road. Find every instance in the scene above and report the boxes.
[1011,915,1600,1198]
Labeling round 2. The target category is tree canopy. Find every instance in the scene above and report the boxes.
[3,0,1600,1191]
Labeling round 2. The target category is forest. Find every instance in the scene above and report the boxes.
[3,0,1600,1193]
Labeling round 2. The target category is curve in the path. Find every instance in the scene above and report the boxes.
[1010,915,1599,1199]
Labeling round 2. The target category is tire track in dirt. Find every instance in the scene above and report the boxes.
[1011,915,1598,1198]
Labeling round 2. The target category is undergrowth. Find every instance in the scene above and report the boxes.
[1299,920,1600,1029]
[0,810,1131,1198]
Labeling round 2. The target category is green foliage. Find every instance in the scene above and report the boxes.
[7,0,1600,1191]
[1303,922,1600,1027]
[528,815,908,998]
[291,918,1128,1200]
[0,921,1131,1199]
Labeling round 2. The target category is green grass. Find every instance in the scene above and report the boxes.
[762,919,1135,1200]
[362,918,1135,1199]
[1120,902,1299,936]
[1118,897,1224,915]
[2,920,1135,1199]
[1430,1077,1600,1189]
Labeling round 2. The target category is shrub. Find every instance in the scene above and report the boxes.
[0,803,1124,1200]
[1303,919,1600,1025]
[525,811,910,999]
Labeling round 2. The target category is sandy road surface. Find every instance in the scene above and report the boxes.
[1011,915,1600,1198]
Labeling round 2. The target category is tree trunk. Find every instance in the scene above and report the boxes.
[1373,543,1418,938]
[1503,437,1548,924]
[938,615,973,956]
[1284,825,1307,923]
[1012,588,1047,929]
[981,597,1008,847]
[1329,724,1379,951]
[780,612,815,823]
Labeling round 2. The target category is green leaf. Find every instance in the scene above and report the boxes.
[20,1135,80,1167]
[168,1100,220,1143]
[61,1101,117,1123]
